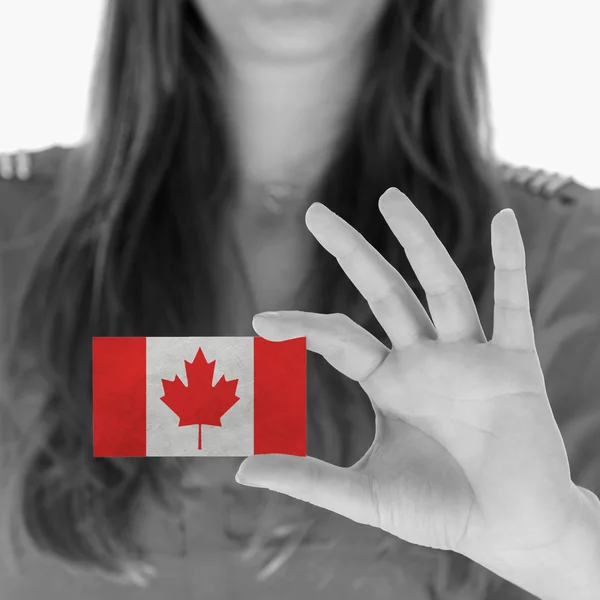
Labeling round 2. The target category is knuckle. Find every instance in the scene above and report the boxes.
[305,459,323,486]
[330,312,352,328]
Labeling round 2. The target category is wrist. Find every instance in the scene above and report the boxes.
[543,485,600,600]
[477,485,600,600]
[564,485,600,598]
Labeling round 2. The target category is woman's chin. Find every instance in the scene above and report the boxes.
[242,16,344,61]
[193,0,387,64]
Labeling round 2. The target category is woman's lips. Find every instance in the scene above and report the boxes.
[254,0,334,18]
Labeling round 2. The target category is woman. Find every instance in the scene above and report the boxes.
[1,0,600,598]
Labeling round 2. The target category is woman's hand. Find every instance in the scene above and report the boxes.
[235,188,598,596]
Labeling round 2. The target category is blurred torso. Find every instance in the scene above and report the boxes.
[2,147,587,600]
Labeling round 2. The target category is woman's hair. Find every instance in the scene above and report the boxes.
[1,0,510,596]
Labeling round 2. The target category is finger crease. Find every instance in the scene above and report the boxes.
[494,301,528,311]
[426,281,463,299]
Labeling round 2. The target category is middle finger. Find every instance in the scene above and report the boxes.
[378,189,486,343]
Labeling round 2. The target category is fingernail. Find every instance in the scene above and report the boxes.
[307,202,335,219]
[254,312,279,319]
[235,470,263,488]
[382,187,403,200]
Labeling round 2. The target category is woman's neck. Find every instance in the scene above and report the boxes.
[221,47,371,200]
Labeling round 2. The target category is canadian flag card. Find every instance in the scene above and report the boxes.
[92,337,306,457]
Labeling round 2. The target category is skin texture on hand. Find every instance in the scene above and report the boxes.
[234,188,600,598]
[473,485,600,600]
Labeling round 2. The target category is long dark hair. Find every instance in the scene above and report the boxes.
[2,0,508,596]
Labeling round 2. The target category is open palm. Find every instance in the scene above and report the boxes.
[237,188,580,569]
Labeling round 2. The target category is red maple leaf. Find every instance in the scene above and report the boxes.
[160,347,240,450]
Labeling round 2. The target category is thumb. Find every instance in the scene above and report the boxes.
[235,454,377,527]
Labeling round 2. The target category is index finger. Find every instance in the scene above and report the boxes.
[304,202,435,347]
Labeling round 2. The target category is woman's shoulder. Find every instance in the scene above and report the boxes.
[501,163,600,208]
[0,145,75,323]
[501,163,600,250]
[0,145,72,243]
[0,145,69,182]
